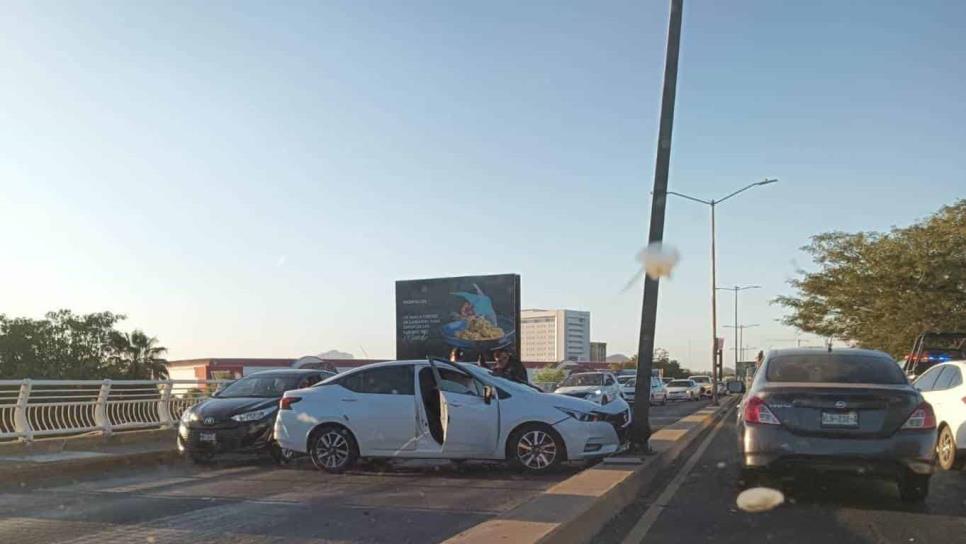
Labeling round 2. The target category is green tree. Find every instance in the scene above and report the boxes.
[108,330,169,379]
[776,200,966,358]
[628,349,691,378]
[533,364,566,384]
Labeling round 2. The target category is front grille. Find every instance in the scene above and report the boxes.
[561,392,590,399]
[602,410,631,442]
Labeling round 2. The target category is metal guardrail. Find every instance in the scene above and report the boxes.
[0,379,230,442]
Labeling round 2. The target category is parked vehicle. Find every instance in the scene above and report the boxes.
[617,375,635,386]
[662,377,673,385]
[620,377,637,403]
[690,375,712,397]
[737,348,936,502]
[554,371,623,405]
[178,369,333,464]
[648,376,668,406]
[275,359,632,473]
[913,362,966,471]
[665,379,701,401]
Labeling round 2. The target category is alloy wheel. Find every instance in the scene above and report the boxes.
[938,428,956,469]
[314,431,350,470]
[517,430,558,470]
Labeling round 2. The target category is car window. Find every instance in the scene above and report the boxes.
[949,367,964,389]
[913,365,944,391]
[932,366,958,391]
[216,375,303,398]
[339,365,414,395]
[668,380,692,387]
[437,367,483,396]
[766,354,907,384]
[560,373,603,387]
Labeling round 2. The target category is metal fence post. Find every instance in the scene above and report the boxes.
[95,379,112,435]
[157,382,174,428]
[14,379,33,442]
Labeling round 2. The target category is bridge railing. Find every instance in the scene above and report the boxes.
[0,379,231,442]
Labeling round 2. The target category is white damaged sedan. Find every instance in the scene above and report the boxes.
[275,359,631,473]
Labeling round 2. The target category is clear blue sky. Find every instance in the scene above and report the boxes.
[2,1,963,369]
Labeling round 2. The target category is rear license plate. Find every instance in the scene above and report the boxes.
[199,432,217,443]
[821,411,858,427]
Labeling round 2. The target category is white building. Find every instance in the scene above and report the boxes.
[521,309,591,362]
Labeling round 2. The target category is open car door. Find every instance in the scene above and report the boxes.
[427,358,500,456]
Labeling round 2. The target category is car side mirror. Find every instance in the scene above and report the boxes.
[483,385,495,404]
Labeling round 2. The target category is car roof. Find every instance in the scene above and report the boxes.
[767,347,892,358]
[245,368,331,377]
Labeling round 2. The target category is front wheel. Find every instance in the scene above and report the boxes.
[508,424,564,473]
[309,425,358,473]
[937,425,961,471]
[898,471,930,502]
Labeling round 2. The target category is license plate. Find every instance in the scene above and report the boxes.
[199,432,217,443]
[821,411,858,427]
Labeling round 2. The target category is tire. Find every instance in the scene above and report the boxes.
[507,424,565,473]
[270,442,297,465]
[936,425,959,471]
[898,471,930,502]
[188,450,215,465]
[308,425,359,473]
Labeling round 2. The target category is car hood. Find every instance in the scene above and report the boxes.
[189,397,277,420]
[665,386,691,392]
[554,385,605,396]
[545,392,605,412]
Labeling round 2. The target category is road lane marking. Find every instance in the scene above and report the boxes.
[620,406,732,544]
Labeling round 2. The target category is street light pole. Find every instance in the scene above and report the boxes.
[662,179,777,406]
[717,285,761,368]
[629,0,684,452]
[724,323,759,361]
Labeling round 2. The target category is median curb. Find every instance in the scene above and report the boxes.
[444,397,739,544]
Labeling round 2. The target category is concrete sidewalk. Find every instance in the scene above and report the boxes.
[0,430,177,486]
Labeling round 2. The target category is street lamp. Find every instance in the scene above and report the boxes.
[724,323,759,361]
[661,178,778,405]
[718,285,761,367]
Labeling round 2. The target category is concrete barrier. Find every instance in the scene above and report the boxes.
[445,397,739,544]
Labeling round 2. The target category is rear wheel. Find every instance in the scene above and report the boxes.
[936,425,960,471]
[898,471,930,502]
[309,425,358,473]
[508,424,564,473]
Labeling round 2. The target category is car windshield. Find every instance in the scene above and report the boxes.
[560,374,603,387]
[766,354,908,384]
[691,376,710,383]
[216,375,303,398]
[458,363,542,395]
[668,380,692,387]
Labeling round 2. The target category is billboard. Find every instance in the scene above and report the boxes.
[395,274,521,361]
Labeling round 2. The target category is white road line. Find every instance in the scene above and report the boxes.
[620,406,733,544]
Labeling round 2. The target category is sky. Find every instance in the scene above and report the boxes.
[1,1,963,370]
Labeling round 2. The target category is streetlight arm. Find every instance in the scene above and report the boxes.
[716,179,778,205]
[661,191,713,205]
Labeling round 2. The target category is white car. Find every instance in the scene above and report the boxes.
[620,376,668,406]
[275,359,631,473]
[690,375,712,397]
[913,361,966,470]
[665,379,702,401]
[554,372,623,404]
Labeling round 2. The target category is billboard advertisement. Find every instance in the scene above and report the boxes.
[395,274,521,361]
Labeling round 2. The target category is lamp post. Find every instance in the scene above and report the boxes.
[718,285,761,367]
[724,323,759,361]
[662,179,778,405]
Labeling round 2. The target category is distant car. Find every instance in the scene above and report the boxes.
[617,375,635,386]
[620,377,636,403]
[738,348,936,502]
[665,379,701,401]
[178,369,333,464]
[648,376,668,406]
[662,377,673,385]
[275,359,631,473]
[913,362,966,471]
[554,372,623,405]
[690,375,712,397]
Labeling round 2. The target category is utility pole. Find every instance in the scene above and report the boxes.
[629,0,684,451]
[718,285,760,367]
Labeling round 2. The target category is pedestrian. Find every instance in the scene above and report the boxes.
[449,347,464,363]
[491,347,528,383]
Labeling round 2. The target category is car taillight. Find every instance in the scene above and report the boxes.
[743,395,780,425]
[901,402,936,430]
[280,396,301,410]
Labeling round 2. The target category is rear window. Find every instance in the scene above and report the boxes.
[766,354,907,384]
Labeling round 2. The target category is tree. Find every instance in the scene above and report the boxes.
[533,364,566,384]
[628,349,691,378]
[108,330,169,379]
[776,200,966,358]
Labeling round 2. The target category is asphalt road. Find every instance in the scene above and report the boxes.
[598,404,966,544]
[0,400,708,544]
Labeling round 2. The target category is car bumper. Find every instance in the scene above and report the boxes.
[667,391,691,400]
[741,424,936,475]
[178,420,274,455]
[554,417,623,459]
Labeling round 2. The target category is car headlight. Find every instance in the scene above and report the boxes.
[556,407,602,422]
[230,407,277,423]
[180,409,198,424]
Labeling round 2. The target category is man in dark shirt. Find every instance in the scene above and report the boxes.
[491,348,528,383]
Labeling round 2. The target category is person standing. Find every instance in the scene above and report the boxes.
[491,347,528,383]
[449,347,464,363]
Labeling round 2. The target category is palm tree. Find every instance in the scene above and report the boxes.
[109,330,169,379]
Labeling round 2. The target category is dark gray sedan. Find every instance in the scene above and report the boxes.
[737,348,937,502]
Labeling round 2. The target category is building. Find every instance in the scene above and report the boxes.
[520,309,591,362]
[590,342,607,362]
